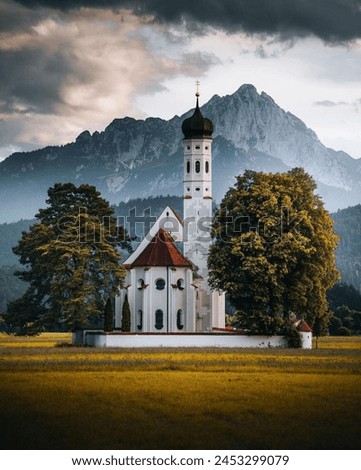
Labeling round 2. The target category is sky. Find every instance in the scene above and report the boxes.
[1,0,361,161]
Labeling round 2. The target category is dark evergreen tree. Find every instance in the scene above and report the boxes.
[331,204,361,293]
[327,282,361,311]
[121,294,131,332]
[103,298,114,332]
[6,183,132,335]
[328,315,343,335]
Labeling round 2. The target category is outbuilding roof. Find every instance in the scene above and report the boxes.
[296,319,312,333]
[131,228,192,268]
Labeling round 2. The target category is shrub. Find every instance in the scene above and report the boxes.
[336,326,352,336]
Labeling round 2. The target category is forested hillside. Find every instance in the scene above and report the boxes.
[0,219,35,266]
[332,204,361,293]
[0,266,27,313]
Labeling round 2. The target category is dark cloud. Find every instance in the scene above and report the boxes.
[0,48,72,115]
[0,0,47,33]
[12,0,361,43]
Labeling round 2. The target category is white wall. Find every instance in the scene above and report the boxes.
[116,266,196,333]
[83,332,296,348]
[300,331,312,349]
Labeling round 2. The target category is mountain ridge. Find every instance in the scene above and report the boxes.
[1,83,361,223]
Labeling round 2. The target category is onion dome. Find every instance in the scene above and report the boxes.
[181,95,213,139]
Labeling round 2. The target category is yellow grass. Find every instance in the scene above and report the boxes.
[0,333,361,450]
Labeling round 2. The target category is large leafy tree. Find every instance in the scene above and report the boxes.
[208,169,340,335]
[6,183,131,334]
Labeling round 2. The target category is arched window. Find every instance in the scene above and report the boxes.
[186,160,190,173]
[137,278,144,290]
[155,278,165,290]
[137,310,143,330]
[195,160,200,173]
[177,278,185,290]
[205,161,209,173]
[155,309,164,330]
[177,309,184,330]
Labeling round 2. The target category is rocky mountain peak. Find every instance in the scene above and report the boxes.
[1,84,361,223]
[76,130,92,143]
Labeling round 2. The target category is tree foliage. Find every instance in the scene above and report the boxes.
[327,282,361,312]
[326,282,361,336]
[121,294,131,332]
[332,204,361,293]
[208,169,340,335]
[104,298,114,332]
[6,183,132,334]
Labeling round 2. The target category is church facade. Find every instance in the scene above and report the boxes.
[114,93,225,332]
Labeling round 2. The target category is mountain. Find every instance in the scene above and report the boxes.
[1,84,361,223]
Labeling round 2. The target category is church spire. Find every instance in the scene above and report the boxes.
[195,80,200,106]
[181,82,213,140]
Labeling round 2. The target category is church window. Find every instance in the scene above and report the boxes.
[186,160,190,173]
[195,187,200,191]
[177,309,184,330]
[137,310,143,330]
[155,278,166,290]
[177,278,185,290]
[137,278,145,290]
[187,187,190,192]
[195,145,200,150]
[155,309,164,330]
[195,161,200,173]
[205,161,209,173]
[205,145,209,150]
[187,145,191,150]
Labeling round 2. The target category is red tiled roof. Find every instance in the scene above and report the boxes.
[131,228,192,268]
[296,319,312,333]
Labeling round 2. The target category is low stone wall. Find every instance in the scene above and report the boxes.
[74,331,312,349]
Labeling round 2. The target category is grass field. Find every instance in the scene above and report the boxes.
[1,333,361,450]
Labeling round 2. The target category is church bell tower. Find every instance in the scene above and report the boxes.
[181,85,224,331]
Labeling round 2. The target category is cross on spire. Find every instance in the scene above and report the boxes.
[195,80,200,97]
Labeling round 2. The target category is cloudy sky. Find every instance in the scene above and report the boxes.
[1,0,361,161]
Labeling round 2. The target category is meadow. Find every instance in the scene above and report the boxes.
[0,333,360,450]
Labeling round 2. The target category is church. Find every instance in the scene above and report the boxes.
[76,89,312,348]
[114,91,226,332]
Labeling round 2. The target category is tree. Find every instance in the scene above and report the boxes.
[121,294,131,332]
[6,183,132,334]
[312,310,332,349]
[104,298,114,332]
[327,282,361,312]
[208,169,340,335]
[328,315,342,335]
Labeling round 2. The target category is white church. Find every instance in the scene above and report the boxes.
[114,91,226,333]
[77,90,312,348]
